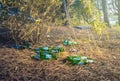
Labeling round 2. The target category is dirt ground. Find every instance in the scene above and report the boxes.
[0,26,120,81]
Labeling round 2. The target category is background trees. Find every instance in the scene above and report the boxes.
[117,0,120,25]
[0,0,119,43]
[1,0,119,26]
[101,0,110,27]
[96,0,120,26]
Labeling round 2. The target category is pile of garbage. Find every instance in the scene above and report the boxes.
[64,39,78,45]
[7,39,96,65]
[67,56,95,65]
[32,46,64,60]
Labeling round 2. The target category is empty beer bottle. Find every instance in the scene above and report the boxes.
[64,39,78,45]
[67,56,81,65]
[55,46,64,52]
[35,51,40,55]
[51,53,57,60]
[81,56,88,60]
[79,56,88,65]
[44,53,52,60]
[39,47,50,51]
[51,49,59,53]
[32,55,40,60]
[40,51,57,60]
[34,48,40,51]
[34,46,50,51]
[51,46,64,53]
[64,39,72,45]
[40,51,48,59]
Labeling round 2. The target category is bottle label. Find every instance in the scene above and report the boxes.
[43,47,49,51]
[45,54,52,59]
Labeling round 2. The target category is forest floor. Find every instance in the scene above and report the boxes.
[0,26,120,81]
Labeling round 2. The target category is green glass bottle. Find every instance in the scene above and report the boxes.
[45,54,52,60]
[51,46,64,53]
[34,48,40,51]
[63,39,68,45]
[72,42,78,45]
[51,49,59,53]
[81,56,88,60]
[68,41,72,45]
[64,39,72,45]
[56,46,64,52]
[40,51,48,59]
[80,56,88,65]
[39,47,50,51]
[67,56,81,65]
[51,53,57,60]
[51,47,59,53]
[40,51,57,60]
[32,55,40,60]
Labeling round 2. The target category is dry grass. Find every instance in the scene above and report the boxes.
[0,26,120,81]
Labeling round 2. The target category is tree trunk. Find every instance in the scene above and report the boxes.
[117,0,120,25]
[101,0,110,27]
[62,0,70,25]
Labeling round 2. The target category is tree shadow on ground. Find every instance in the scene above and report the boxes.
[0,27,19,48]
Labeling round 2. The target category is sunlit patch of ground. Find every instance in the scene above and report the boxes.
[0,26,120,81]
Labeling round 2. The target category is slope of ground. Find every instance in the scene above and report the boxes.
[0,26,120,81]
